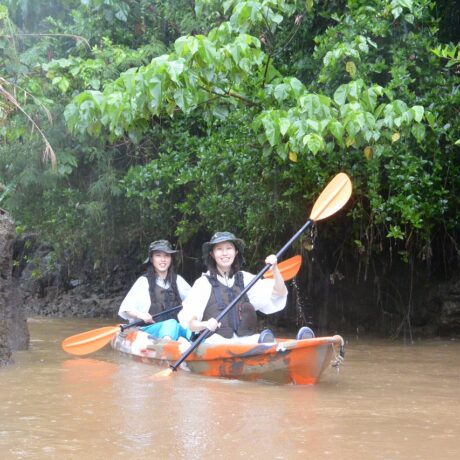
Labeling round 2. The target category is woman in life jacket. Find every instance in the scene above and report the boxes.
[118,240,192,341]
[178,232,288,344]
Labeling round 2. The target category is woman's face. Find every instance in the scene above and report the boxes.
[151,251,172,276]
[211,241,237,274]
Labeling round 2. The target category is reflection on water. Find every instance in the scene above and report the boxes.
[0,317,459,459]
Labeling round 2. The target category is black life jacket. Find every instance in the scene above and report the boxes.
[144,273,181,320]
[202,272,257,339]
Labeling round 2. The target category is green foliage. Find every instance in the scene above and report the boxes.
[431,43,460,67]
[0,0,459,307]
[43,38,166,95]
[64,25,269,140]
[121,111,295,263]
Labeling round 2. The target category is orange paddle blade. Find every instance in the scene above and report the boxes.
[264,255,302,280]
[150,368,174,380]
[310,173,352,222]
[61,326,120,356]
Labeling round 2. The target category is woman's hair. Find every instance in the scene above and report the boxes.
[206,243,243,278]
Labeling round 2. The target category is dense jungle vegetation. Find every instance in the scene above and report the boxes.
[1,0,459,336]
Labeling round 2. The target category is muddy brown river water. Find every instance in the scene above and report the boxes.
[1,317,459,459]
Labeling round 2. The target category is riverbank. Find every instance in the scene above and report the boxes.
[2,213,460,367]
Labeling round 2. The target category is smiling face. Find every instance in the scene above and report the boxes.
[151,251,172,277]
[211,241,238,275]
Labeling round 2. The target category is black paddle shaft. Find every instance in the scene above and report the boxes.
[170,219,314,371]
[119,304,183,332]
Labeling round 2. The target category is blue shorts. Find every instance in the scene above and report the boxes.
[141,319,192,341]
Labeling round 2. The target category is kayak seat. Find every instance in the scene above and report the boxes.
[258,329,276,343]
[296,326,315,340]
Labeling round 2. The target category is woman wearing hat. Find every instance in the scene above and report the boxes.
[118,240,192,341]
[177,232,288,344]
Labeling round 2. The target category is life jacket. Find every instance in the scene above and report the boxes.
[144,274,181,319]
[202,272,257,339]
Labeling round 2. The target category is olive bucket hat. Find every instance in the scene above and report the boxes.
[144,240,179,264]
[202,231,245,266]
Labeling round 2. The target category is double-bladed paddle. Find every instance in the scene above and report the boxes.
[154,172,352,378]
[61,254,303,356]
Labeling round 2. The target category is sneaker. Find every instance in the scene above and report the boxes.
[296,326,315,340]
[258,329,276,343]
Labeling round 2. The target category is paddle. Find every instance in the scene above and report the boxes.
[264,254,301,280]
[61,305,183,356]
[61,255,302,357]
[154,172,352,378]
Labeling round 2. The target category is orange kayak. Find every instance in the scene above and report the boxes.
[110,330,344,385]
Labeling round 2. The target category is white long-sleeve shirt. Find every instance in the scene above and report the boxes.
[118,275,191,321]
[178,270,287,336]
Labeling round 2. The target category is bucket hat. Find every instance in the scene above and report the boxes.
[144,240,179,264]
[202,231,245,265]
